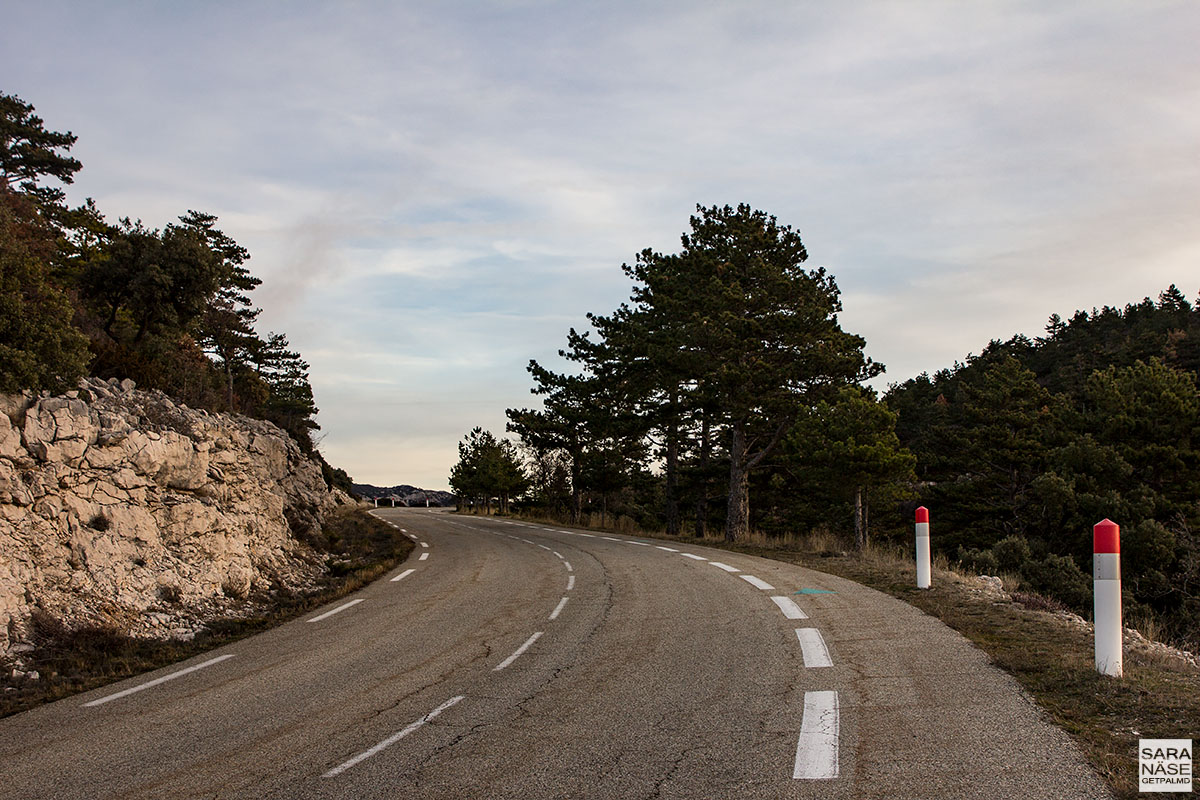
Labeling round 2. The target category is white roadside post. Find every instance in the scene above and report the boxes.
[915,506,931,589]
[1093,519,1123,678]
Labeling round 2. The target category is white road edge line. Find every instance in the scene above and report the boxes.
[308,598,365,622]
[420,542,429,548]
[494,631,544,671]
[680,553,707,561]
[419,553,429,561]
[390,569,417,583]
[710,561,740,573]
[795,628,834,668]
[323,695,465,778]
[770,596,808,620]
[83,654,235,708]
[739,574,775,590]
[549,597,569,620]
[566,575,576,591]
[793,690,839,779]
[563,561,573,572]
[655,546,680,552]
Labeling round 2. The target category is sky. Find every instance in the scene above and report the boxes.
[5,1,1200,490]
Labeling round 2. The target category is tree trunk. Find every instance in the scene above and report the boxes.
[854,485,866,551]
[224,358,234,411]
[695,412,710,538]
[665,416,680,536]
[725,421,750,542]
[570,447,583,525]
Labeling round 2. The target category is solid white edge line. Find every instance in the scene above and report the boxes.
[795,628,834,668]
[390,569,417,582]
[710,561,740,573]
[770,596,808,620]
[418,552,429,561]
[793,690,839,779]
[323,695,465,778]
[549,597,569,620]
[83,654,235,707]
[493,631,544,671]
[681,553,707,561]
[566,575,576,591]
[740,574,775,590]
[308,598,365,622]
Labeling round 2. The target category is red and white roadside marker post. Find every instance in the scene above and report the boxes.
[1093,519,1123,678]
[915,506,931,589]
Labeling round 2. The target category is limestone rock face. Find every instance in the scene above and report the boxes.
[0,379,342,653]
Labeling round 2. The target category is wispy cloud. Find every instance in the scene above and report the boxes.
[5,0,1199,487]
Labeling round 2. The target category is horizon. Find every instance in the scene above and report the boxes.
[5,2,1199,491]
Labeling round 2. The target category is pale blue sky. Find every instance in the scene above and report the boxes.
[5,1,1199,489]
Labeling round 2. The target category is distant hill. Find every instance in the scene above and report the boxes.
[352,483,456,507]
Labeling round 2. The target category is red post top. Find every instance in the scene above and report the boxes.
[915,506,929,524]
[1094,519,1120,554]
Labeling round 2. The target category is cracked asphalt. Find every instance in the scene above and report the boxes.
[0,508,1113,799]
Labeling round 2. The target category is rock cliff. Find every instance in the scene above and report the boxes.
[0,378,344,654]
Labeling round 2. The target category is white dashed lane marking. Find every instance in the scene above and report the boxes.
[680,553,707,561]
[770,596,808,620]
[323,695,465,778]
[710,561,740,573]
[549,597,569,620]
[795,628,833,668]
[740,575,775,591]
[793,691,839,779]
[307,599,365,623]
[494,632,543,672]
[390,569,416,583]
[83,654,235,708]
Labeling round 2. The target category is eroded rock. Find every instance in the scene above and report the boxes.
[0,379,341,654]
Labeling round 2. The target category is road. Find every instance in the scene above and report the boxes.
[0,508,1113,799]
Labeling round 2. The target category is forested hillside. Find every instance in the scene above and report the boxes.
[887,289,1200,648]
[0,91,349,490]
[451,201,1198,650]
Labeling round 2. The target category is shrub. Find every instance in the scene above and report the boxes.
[992,535,1032,573]
[1020,553,1092,613]
[957,545,999,576]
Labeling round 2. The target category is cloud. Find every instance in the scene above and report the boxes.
[6,1,1200,488]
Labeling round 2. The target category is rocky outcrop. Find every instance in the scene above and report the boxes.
[0,378,344,654]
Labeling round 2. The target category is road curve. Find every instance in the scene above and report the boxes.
[0,508,1112,799]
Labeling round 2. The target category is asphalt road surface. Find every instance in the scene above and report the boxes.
[0,508,1114,799]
